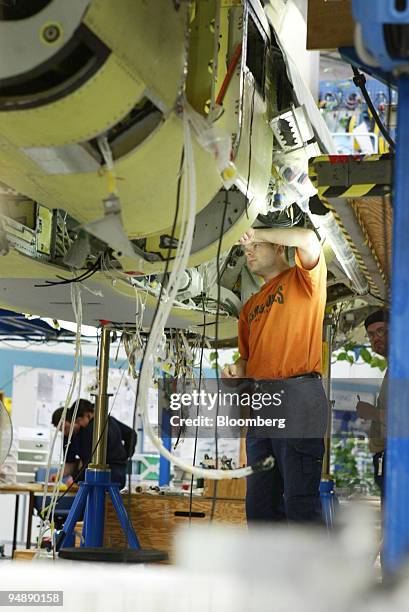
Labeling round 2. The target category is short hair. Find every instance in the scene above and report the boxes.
[52,406,75,425]
[69,399,94,419]
[52,399,94,426]
[51,407,64,427]
[364,309,389,330]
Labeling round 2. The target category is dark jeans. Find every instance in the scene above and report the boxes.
[373,451,385,499]
[245,378,328,524]
[110,465,126,489]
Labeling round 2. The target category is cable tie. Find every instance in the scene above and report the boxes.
[352,72,366,88]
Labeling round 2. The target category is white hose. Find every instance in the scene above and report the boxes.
[136,106,273,480]
[37,283,84,549]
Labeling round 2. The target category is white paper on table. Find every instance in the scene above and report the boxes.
[353,122,376,154]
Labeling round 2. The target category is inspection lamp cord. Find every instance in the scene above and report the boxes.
[351,66,395,152]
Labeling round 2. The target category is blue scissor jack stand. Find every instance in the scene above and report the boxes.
[57,325,167,563]
[58,468,167,563]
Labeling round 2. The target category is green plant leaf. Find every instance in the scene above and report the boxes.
[371,356,387,372]
[344,341,357,352]
[359,347,372,364]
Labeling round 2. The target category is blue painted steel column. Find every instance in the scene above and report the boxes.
[384,76,409,571]
[159,408,171,487]
[83,470,109,547]
[320,480,336,530]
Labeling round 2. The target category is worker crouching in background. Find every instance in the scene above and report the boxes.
[52,399,137,489]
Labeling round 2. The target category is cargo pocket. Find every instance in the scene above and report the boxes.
[294,438,324,473]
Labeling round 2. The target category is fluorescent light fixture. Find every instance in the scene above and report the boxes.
[309,211,369,295]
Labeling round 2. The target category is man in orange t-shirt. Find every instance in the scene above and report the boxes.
[222,225,328,523]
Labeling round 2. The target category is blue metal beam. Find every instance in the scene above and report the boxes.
[384,76,409,571]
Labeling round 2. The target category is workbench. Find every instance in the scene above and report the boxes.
[104,481,247,560]
[0,482,76,552]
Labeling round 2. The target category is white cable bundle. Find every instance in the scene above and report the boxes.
[136,107,269,481]
[37,283,84,549]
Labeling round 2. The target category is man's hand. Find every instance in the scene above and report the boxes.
[240,226,321,270]
[238,229,256,246]
[222,358,247,378]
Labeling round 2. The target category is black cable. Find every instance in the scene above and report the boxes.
[189,298,206,524]
[244,86,256,219]
[351,66,396,152]
[257,207,304,229]
[34,255,103,288]
[210,189,229,521]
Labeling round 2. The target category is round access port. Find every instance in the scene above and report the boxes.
[41,22,62,44]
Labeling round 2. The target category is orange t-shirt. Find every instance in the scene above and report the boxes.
[238,250,327,379]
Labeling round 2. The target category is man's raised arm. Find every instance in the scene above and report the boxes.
[240,227,321,270]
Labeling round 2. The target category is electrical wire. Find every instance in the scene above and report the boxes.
[257,206,304,229]
[188,296,206,523]
[210,188,229,520]
[38,129,130,535]
[43,284,83,541]
[37,283,84,552]
[244,86,256,219]
[136,106,272,480]
[351,66,396,152]
[34,255,103,288]
[48,305,83,548]
[130,276,229,316]
[129,144,184,486]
